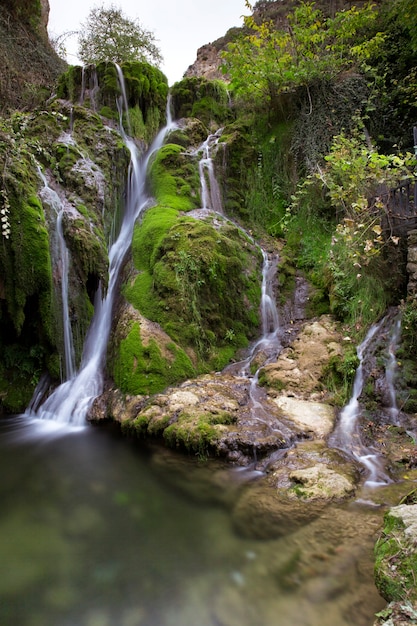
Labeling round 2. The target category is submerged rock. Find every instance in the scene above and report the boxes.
[231,441,359,540]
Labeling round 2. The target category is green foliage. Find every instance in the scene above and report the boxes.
[286,127,415,328]
[222,0,382,107]
[321,347,360,406]
[171,77,232,127]
[78,4,162,66]
[364,0,417,148]
[400,299,417,359]
[242,122,293,235]
[374,510,417,602]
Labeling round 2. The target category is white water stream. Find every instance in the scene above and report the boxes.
[330,313,402,487]
[30,73,176,426]
[37,170,76,381]
[198,129,224,213]
[194,132,291,446]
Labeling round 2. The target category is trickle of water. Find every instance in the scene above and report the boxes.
[385,316,401,423]
[193,131,289,446]
[30,70,176,426]
[329,315,399,487]
[195,130,224,213]
[38,170,76,381]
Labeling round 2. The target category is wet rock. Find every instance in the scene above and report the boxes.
[232,441,359,540]
[289,465,356,499]
[266,441,359,491]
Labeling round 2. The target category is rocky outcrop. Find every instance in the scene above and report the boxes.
[184,44,224,81]
[0,0,65,112]
[407,229,417,296]
[260,315,344,399]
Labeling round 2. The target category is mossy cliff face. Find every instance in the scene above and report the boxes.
[0,58,171,413]
[57,62,169,145]
[171,77,232,129]
[106,119,263,395]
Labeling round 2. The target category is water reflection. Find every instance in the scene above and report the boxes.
[0,418,385,626]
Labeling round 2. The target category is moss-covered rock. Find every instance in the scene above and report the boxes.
[124,212,262,368]
[109,305,195,396]
[148,143,201,211]
[56,61,169,143]
[374,504,417,604]
[0,93,130,411]
[171,77,232,128]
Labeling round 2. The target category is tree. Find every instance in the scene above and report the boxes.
[221,1,382,106]
[77,4,162,66]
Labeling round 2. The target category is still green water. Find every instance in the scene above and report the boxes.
[0,416,385,626]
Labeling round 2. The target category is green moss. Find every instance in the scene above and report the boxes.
[131,206,179,271]
[124,210,261,367]
[171,77,232,127]
[112,321,195,395]
[55,61,168,142]
[163,410,235,457]
[320,347,360,406]
[148,144,200,211]
[374,509,417,602]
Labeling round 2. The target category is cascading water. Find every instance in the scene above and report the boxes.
[329,314,402,487]
[385,316,401,423]
[30,73,176,426]
[37,170,76,381]
[197,129,224,213]
[194,132,291,445]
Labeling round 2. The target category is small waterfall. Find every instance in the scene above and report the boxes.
[30,71,176,426]
[79,65,99,110]
[115,63,131,135]
[385,316,401,423]
[235,251,291,440]
[193,130,289,446]
[196,130,224,213]
[38,170,76,381]
[329,316,397,487]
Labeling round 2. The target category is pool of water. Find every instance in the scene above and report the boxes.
[0,416,386,626]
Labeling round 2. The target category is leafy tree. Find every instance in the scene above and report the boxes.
[78,4,162,66]
[221,1,382,106]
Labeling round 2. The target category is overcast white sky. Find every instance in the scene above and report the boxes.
[47,0,246,85]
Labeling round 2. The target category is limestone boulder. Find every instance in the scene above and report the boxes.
[272,396,335,438]
[261,315,343,398]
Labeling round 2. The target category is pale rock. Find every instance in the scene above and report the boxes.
[273,397,335,438]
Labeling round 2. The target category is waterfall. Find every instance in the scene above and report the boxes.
[79,66,99,110]
[196,130,224,213]
[30,72,176,426]
[37,170,76,381]
[193,129,289,443]
[385,316,401,423]
[329,315,400,487]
